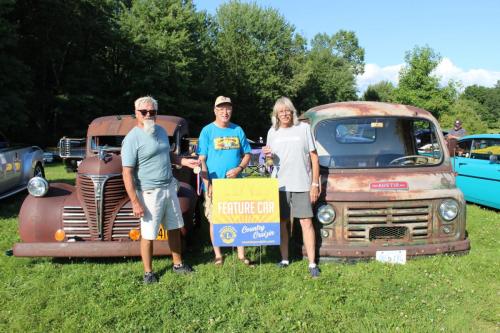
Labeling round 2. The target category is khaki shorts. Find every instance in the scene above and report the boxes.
[279,191,313,219]
[138,180,184,240]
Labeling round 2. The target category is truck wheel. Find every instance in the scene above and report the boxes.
[34,163,45,178]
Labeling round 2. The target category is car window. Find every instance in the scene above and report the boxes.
[315,117,443,169]
[335,123,376,143]
[470,138,500,160]
[456,139,472,158]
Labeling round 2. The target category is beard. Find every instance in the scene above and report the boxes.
[143,119,156,135]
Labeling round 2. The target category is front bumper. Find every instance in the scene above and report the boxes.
[316,238,470,259]
[13,240,171,257]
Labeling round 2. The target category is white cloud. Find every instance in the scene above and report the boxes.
[356,63,402,94]
[356,58,500,95]
[434,57,500,89]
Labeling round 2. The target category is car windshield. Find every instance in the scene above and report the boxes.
[470,138,500,160]
[314,117,444,169]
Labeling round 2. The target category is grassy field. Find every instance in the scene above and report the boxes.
[0,163,499,332]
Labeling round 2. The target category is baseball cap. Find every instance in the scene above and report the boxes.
[214,96,232,107]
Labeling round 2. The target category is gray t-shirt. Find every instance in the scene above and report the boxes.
[447,128,467,138]
[266,122,316,192]
[121,125,173,190]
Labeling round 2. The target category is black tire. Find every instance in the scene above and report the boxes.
[33,163,45,178]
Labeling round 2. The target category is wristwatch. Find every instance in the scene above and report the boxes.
[311,182,319,187]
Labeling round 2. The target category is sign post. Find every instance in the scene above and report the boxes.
[211,178,280,247]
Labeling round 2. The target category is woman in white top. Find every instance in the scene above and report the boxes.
[263,97,321,277]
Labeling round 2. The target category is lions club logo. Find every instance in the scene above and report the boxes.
[219,226,237,244]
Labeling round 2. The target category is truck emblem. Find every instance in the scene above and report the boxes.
[370,181,409,190]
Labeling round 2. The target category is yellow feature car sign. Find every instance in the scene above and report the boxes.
[211,178,280,247]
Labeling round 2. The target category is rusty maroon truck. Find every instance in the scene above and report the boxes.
[13,115,198,257]
[303,102,470,260]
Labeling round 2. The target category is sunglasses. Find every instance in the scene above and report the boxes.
[136,109,157,116]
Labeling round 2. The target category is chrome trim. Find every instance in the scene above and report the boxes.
[82,173,121,239]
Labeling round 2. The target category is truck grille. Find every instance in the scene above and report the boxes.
[62,206,91,239]
[78,174,127,240]
[346,204,430,241]
[112,207,140,240]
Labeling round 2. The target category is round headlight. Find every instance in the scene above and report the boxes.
[317,204,336,225]
[27,177,49,197]
[439,199,459,222]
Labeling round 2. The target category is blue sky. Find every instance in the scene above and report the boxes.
[194,0,500,93]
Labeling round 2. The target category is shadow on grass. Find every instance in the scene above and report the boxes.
[0,191,27,219]
[183,218,284,267]
[469,202,499,212]
[51,256,141,265]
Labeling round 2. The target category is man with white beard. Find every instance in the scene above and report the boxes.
[122,96,199,283]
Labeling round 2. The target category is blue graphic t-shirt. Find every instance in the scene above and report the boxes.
[197,122,251,180]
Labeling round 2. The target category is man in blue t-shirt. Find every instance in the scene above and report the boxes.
[122,96,199,284]
[198,96,252,266]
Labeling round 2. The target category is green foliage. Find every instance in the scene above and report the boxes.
[0,0,364,143]
[118,0,212,125]
[394,46,457,118]
[439,98,489,134]
[0,0,31,137]
[0,164,499,332]
[211,0,305,135]
[362,81,395,102]
[462,84,500,129]
[6,0,129,144]
[295,31,363,111]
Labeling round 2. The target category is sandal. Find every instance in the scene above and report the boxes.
[214,257,224,266]
[239,257,255,267]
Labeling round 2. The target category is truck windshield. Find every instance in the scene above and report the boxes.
[90,135,176,153]
[90,136,125,152]
[314,117,443,169]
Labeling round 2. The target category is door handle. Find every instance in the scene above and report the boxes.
[458,162,467,166]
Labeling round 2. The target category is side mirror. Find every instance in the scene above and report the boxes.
[489,154,498,164]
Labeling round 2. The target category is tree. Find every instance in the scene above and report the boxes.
[118,0,213,129]
[462,84,500,129]
[295,31,364,111]
[8,0,130,145]
[394,46,457,118]
[362,81,395,102]
[0,0,31,140]
[439,98,488,134]
[211,0,306,137]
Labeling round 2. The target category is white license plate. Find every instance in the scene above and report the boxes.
[376,250,407,264]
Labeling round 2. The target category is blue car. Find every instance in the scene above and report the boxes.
[451,134,500,209]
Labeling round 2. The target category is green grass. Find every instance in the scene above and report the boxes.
[1,163,499,332]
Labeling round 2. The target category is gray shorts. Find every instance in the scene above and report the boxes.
[279,191,313,220]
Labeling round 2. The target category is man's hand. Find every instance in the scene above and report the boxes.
[181,157,199,169]
[131,199,144,218]
[226,166,241,178]
[310,185,319,203]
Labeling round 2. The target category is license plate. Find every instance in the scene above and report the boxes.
[376,250,406,264]
[156,225,168,240]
